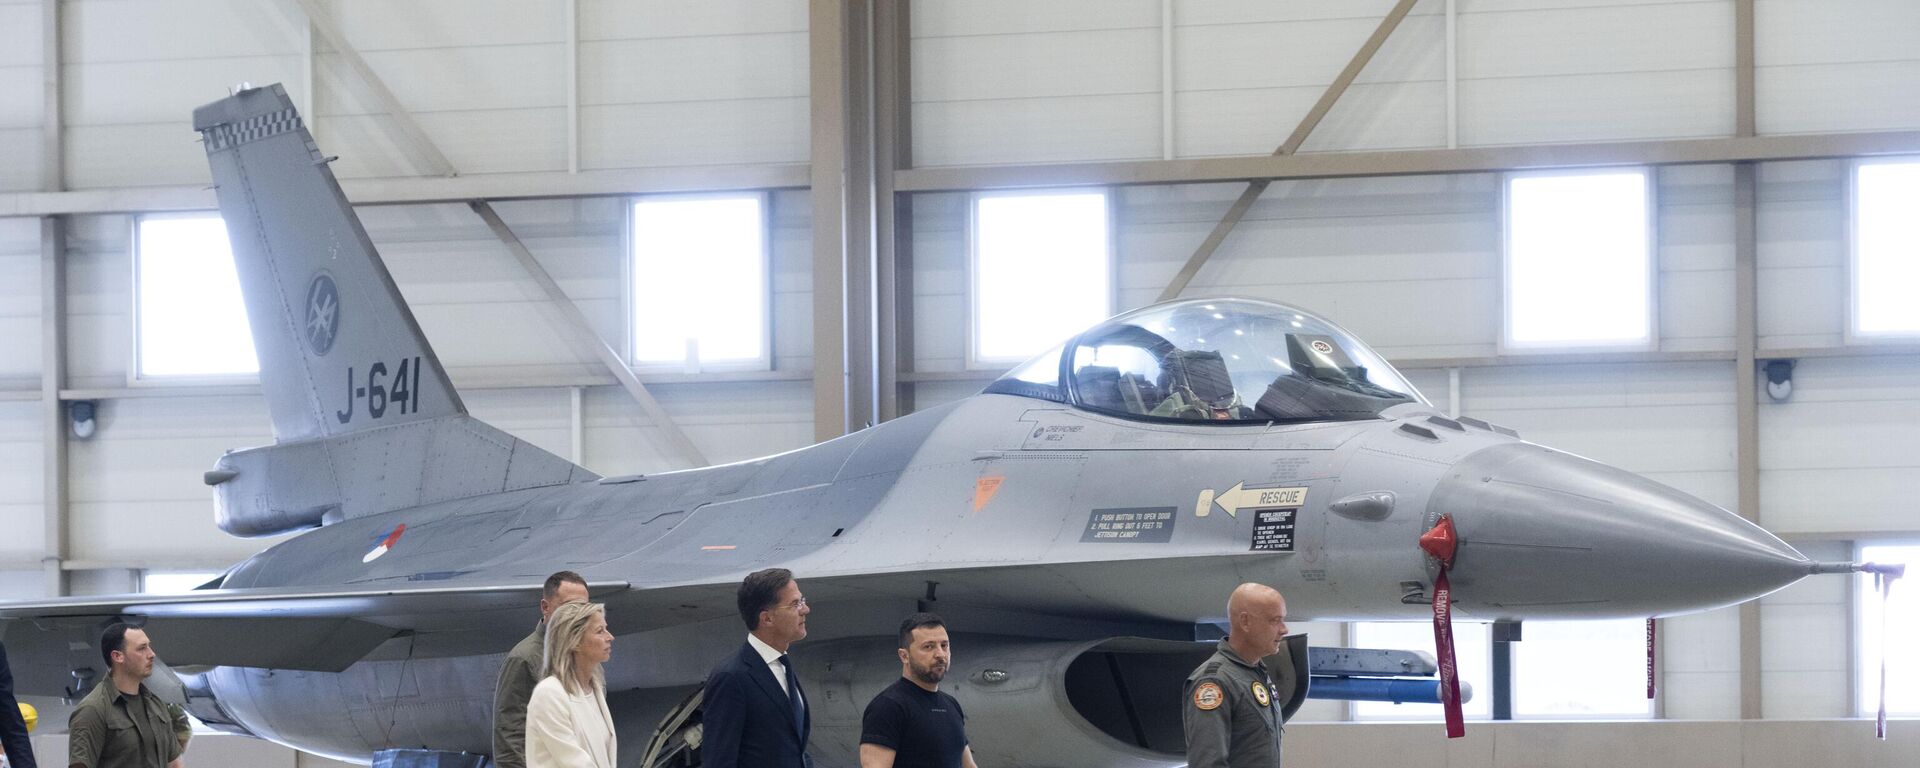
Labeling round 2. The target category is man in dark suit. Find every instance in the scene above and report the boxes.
[0,639,39,768]
[702,568,813,768]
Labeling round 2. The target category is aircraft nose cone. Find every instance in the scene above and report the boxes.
[1428,443,1809,618]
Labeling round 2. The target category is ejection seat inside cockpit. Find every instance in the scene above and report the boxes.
[1074,365,1162,415]
[1150,349,1252,421]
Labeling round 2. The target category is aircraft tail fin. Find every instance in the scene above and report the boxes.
[195,84,459,441]
[193,85,594,535]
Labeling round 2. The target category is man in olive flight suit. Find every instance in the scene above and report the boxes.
[491,571,590,768]
[1183,583,1295,768]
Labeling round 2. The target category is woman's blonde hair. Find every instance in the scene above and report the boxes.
[543,600,607,695]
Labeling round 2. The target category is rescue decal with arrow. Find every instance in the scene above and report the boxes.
[1196,482,1307,518]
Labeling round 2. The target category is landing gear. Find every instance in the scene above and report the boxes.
[638,686,706,768]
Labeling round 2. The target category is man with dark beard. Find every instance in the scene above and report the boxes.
[68,624,190,768]
[857,614,977,768]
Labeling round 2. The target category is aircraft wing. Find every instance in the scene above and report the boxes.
[0,581,629,679]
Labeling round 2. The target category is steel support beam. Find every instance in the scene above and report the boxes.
[810,0,851,440]
[1160,0,1418,301]
[12,130,1920,219]
[291,0,456,177]
[1158,181,1267,302]
[40,216,69,596]
[0,164,811,218]
[874,0,912,421]
[897,130,1920,193]
[1732,0,1763,721]
[1280,0,1420,157]
[40,0,61,192]
[469,201,707,467]
[843,0,879,432]
[1736,162,1762,720]
[36,6,66,596]
[1735,0,1756,139]
[566,0,580,174]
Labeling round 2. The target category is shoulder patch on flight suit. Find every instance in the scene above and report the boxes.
[1251,681,1271,707]
[1193,681,1224,711]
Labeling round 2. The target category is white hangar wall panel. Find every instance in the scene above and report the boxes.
[40,0,812,189]
[0,1,46,193]
[0,194,42,577]
[908,167,1739,369]
[314,0,572,178]
[905,192,964,376]
[1758,541,1853,719]
[1173,1,1448,156]
[583,380,818,476]
[0,401,42,572]
[0,217,40,382]
[62,213,133,389]
[357,201,613,383]
[1760,357,1920,537]
[768,189,818,372]
[911,0,1849,167]
[910,0,1163,167]
[1757,0,1920,135]
[66,395,283,566]
[578,0,811,169]
[61,0,308,188]
[1121,176,1501,361]
[0,569,41,601]
[1755,161,1845,351]
[477,197,630,363]
[1455,0,1734,145]
[1657,164,1737,352]
[1457,362,1739,513]
[1661,605,1742,719]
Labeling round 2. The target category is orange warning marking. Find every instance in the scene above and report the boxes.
[973,476,1005,513]
[701,545,737,551]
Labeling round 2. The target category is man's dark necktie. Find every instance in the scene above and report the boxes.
[778,654,806,734]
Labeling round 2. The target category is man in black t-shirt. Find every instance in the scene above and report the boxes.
[858,613,978,768]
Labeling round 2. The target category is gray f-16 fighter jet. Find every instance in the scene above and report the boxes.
[0,84,1897,767]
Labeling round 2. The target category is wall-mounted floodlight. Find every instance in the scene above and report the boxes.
[70,400,98,439]
[1764,360,1795,403]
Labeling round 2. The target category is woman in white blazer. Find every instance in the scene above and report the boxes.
[526,600,617,768]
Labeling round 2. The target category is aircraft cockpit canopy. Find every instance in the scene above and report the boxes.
[985,298,1427,424]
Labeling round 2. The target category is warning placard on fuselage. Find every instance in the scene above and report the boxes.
[1082,507,1177,543]
[1251,508,1298,552]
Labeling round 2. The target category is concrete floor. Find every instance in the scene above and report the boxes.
[21,718,1920,767]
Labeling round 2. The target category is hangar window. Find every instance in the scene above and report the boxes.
[969,190,1112,367]
[1850,158,1920,339]
[1349,621,1492,721]
[1502,169,1653,351]
[630,194,769,370]
[1511,619,1654,718]
[1856,543,1919,717]
[140,570,222,594]
[134,213,259,379]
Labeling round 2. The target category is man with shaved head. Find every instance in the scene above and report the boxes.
[1183,583,1290,767]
